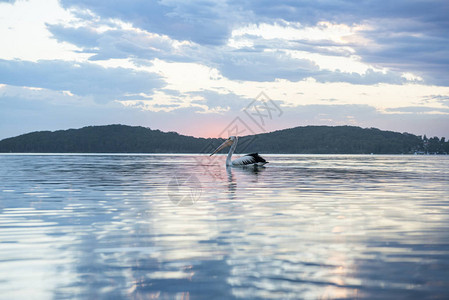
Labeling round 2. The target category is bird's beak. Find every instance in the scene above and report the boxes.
[210,139,232,156]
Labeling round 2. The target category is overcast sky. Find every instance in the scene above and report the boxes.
[1,0,448,139]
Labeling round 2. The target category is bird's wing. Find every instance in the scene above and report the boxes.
[232,153,267,166]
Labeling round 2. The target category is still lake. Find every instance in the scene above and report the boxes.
[0,154,448,299]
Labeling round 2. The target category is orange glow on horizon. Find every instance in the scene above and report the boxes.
[165,118,285,139]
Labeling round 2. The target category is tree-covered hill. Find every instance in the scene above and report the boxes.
[0,124,447,154]
[240,126,427,154]
[0,125,214,153]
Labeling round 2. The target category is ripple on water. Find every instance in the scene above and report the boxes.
[0,154,448,299]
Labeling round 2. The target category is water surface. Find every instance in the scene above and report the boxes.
[0,154,448,299]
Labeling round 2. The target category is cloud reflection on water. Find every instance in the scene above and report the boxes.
[0,154,448,299]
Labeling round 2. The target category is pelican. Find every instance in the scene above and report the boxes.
[210,136,268,167]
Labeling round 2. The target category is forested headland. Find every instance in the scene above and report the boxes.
[0,124,447,154]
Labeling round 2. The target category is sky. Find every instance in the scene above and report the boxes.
[0,0,448,139]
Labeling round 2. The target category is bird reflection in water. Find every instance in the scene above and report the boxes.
[226,165,266,195]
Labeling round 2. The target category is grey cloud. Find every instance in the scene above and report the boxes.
[47,23,197,63]
[47,22,433,85]
[273,104,449,137]
[60,0,248,45]
[0,59,164,102]
[386,106,449,113]
[233,0,449,27]
[217,50,407,84]
[216,50,318,82]
[0,94,161,140]
[189,90,253,111]
[47,24,99,48]
[354,19,449,85]
[312,69,405,85]
[53,0,449,85]
[243,1,449,85]
[432,95,449,107]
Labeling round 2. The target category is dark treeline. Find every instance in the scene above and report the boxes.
[240,126,448,154]
[0,124,447,154]
[422,135,449,154]
[0,125,216,153]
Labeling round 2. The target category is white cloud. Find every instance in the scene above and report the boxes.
[0,83,90,105]
[0,0,89,62]
[116,90,229,113]
[279,49,385,74]
[148,59,226,93]
[230,21,370,44]
[226,21,387,77]
[401,72,423,82]
[116,90,199,112]
[116,60,449,112]
[262,80,449,112]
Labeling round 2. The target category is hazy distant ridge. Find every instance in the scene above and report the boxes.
[0,124,447,154]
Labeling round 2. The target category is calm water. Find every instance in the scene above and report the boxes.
[0,154,448,299]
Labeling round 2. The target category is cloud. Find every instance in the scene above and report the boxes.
[0,59,164,102]
[47,24,100,49]
[138,59,449,112]
[386,106,449,114]
[0,0,87,62]
[116,89,249,114]
[60,0,247,45]
[54,0,449,85]
[429,95,449,107]
[46,21,193,62]
[233,0,449,26]
[267,103,449,138]
[0,84,187,139]
[49,24,406,85]
[352,17,449,86]
[1,0,448,140]
[0,84,242,140]
[117,90,205,113]
[216,50,318,82]
[215,48,405,84]
[188,90,252,112]
[44,9,441,85]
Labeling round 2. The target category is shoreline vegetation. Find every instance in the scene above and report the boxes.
[0,124,447,155]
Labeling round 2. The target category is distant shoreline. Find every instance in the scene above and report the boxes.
[0,124,447,155]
